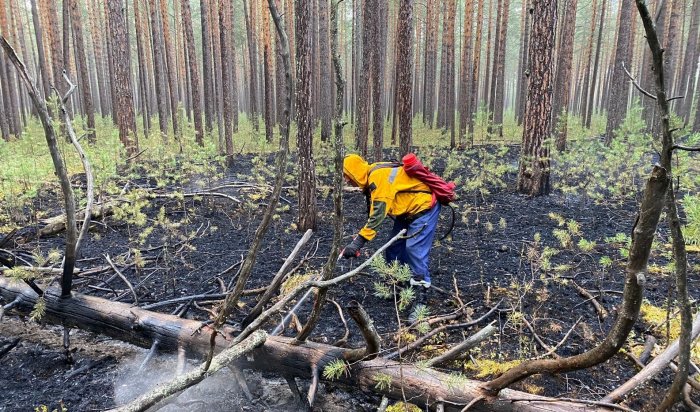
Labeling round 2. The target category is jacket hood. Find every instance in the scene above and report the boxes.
[343,154,371,189]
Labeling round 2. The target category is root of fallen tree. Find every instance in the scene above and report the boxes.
[0,277,615,411]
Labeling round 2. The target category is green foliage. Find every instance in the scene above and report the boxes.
[398,288,416,312]
[322,359,348,380]
[552,104,658,203]
[682,194,700,245]
[373,373,392,391]
[30,296,46,322]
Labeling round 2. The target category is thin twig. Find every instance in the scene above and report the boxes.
[536,317,582,359]
[622,62,656,100]
[672,144,700,152]
[105,255,138,305]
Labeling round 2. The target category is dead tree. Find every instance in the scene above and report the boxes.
[0,37,78,297]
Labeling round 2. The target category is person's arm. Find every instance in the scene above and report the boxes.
[358,198,389,241]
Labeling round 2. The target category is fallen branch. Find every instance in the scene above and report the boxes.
[571,281,608,319]
[0,277,616,411]
[387,300,502,360]
[153,191,240,203]
[425,321,497,367]
[535,317,582,360]
[602,312,700,403]
[105,255,138,305]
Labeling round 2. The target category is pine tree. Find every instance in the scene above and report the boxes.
[517,0,557,196]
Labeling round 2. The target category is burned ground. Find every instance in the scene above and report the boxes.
[0,146,697,411]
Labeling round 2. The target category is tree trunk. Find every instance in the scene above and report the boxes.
[159,0,180,139]
[200,0,214,134]
[180,0,202,145]
[553,0,577,151]
[396,0,413,155]
[0,278,614,412]
[262,0,274,142]
[243,0,260,132]
[679,0,699,124]
[29,0,50,103]
[0,2,21,137]
[585,0,606,128]
[604,0,633,145]
[468,0,484,140]
[515,0,531,125]
[106,0,138,157]
[458,0,474,145]
[296,0,317,231]
[443,0,456,146]
[148,0,169,139]
[422,0,438,127]
[219,0,234,163]
[488,0,502,123]
[355,0,374,156]
[133,0,151,136]
[371,0,387,161]
[318,0,332,142]
[516,0,556,196]
[579,0,597,126]
[663,0,682,98]
[492,0,509,137]
[68,0,96,143]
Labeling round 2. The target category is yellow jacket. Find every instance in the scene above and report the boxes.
[343,154,434,240]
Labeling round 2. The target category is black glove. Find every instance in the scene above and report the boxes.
[342,235,367,259]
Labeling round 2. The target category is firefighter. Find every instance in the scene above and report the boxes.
[341,154,441,320]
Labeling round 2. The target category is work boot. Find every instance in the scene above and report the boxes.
[407,285,430,323]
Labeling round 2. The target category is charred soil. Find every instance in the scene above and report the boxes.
[1,146,698,411]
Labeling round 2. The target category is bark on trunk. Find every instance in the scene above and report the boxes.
[67,0,96,143]
[604,0,633,145]
[552,0,577,151]
[106,0,138,157]
[516,0,556,197]
[296,0,317,231]
[396,0,413,155]
[180,0,203,146]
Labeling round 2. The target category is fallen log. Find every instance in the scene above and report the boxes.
[0,277,615,411]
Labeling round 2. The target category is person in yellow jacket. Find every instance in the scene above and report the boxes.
[341,154,441,318]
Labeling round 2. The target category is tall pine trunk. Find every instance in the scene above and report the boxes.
[396,0,414,155]
[585,0,606,128]
[243,0,259,131]
[133,0,151,135]
[200,0,215,134]
[319,0,333,142]
[517,0,557,196]
[159,0,180,139]
[181,0,203,145]
[458,0,474,144]
[148,0,169,139]
[219,0,234,162]
[492,0,509,137]
[468,0,484,139]
[67,0,95,142]
[296,0,317,230]
[107,0,138,157]
[604,0,633,144]
[553,0,577,150]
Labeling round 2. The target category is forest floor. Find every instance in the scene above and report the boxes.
[1,145,698,412]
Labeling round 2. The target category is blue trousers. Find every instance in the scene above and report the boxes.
[385,204,441,286]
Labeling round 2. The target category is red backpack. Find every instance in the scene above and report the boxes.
[369,153,457,205]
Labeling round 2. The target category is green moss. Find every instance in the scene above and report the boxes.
[464,358,522,378]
